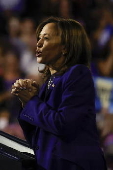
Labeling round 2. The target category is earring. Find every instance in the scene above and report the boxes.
[63,52,66,56]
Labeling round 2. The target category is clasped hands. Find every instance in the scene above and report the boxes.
[11,79,39,107]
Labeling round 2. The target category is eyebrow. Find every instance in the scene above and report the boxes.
[39,33,49,36]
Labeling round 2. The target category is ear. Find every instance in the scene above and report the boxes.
[62,45,67,55]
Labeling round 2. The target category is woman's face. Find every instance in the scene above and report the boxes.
[36,23,65,67]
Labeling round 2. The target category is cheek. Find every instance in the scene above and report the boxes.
[44,42,62,52]
[41,42,63,62]
[47,44,62,55]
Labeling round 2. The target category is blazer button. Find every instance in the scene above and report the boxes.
[35,146,39,150]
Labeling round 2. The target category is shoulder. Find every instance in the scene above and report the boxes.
[63,64,92,81]
[59,65,95,99]
[61,64,94,90]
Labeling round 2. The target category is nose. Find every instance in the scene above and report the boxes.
[37,38,43,48]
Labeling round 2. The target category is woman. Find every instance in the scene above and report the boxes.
[12,17,107,170]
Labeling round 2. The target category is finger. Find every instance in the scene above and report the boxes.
[11,87,20,92]
[25,79,34,92]
[12,79,22,88]
[25,79,33,87]
[15,79,28,90]
[13,82,20,87]
[32,81,39,89]
[18,79,27,87]
[11,89,19,96]
[12,85,20,91]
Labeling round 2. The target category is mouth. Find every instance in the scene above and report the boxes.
[36,50,42,57]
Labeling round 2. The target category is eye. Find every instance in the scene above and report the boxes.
[44,37,49,40]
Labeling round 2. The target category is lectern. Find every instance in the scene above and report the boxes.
[0,131,36,170]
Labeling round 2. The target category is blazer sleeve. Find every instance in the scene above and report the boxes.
[18,65,95,136]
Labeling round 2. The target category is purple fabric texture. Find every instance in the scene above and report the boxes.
[18,64,107,170]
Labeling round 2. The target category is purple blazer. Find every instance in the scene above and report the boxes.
[18,64,107,170]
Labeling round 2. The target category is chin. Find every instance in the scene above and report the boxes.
[37,58,46,65]
[37,58,42,63]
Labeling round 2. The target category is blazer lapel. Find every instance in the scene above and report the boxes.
[38,76,60,101]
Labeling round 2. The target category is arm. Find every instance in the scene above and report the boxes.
[11,79,40,147]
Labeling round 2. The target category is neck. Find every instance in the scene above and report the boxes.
[49,67,57,75]
[48,55,66,75]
